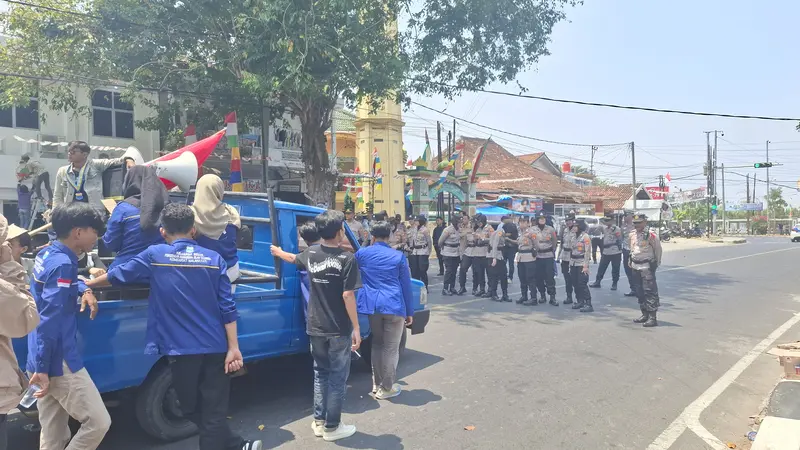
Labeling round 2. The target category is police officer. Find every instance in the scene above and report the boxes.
[570,219,593,312]
[558,213,576,304]
[590,214,623,290]
[437,216,462,296]
[629,214,663,327]
[620,210,637,297]
[531,211,558,305]
[515,216,537,305]
[457,216,478,295]
[407,214,432,289]
[473,214,493,297]
[487,220,509,302]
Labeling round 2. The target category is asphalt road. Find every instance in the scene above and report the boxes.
[8,236,800,449]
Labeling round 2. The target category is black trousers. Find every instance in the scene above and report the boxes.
[570,266,591,306]
[535,257,556,296]
[632,268,660,312]
[561,261,574,297]
[472,256,487,291]
[596,253,622,283]
[434,245,444,274]
[622,250,635,291]
[502,247,517,279]
[591,238,602,263]
[34,172,52,202]
[458,255,473,289]
[409,254,430,288]
[443,255,460,290]
[488,259,508,295]
[169,353,244,450]
[517,260,536,297]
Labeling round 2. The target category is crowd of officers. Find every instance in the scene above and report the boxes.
[435,210,664,327]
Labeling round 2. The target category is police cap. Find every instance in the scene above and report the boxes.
[565,213,576,221]
[632,213,647,223]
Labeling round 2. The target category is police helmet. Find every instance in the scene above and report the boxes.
[576,218,588,233]
[475,213,487,225]
[565,212,576,221]
[416,214,428,226]
[535,211,547,220]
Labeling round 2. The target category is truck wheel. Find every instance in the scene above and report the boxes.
[135,363,198,441]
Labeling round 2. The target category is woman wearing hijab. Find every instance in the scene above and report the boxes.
[191,175,242,290]
[103,166,168,270]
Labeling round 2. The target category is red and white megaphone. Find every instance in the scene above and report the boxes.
[147,152,199,193]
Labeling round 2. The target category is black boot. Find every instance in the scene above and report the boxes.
[516,293,528,304]
[490,292,502,302]
[538,294,546,304]
[572,301,583,310]
[624,290,637,297]
[472,288,478,296]
[633,308,648,323]
[580,300,594,313]
[563,294,573,305]
[589,281,601,288]
[442,288,451,297]
[611,282,618,291]
[549,295,559,306]
[502,291,511,302]
[456,286,467,296]
[643,312,658,327]
[477,288,488,298]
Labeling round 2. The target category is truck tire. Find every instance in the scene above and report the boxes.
[135,363,198,441]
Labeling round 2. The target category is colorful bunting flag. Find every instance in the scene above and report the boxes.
[423,130,432,169]
[470,138,490,183]
[226,112,243,192]
[372,148,382,191]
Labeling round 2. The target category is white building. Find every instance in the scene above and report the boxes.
[0,86,160,216]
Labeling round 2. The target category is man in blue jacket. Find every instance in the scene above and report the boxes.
[87,203,262,450]
[27,202,110,450]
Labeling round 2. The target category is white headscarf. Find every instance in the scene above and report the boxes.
[191,174,241,239]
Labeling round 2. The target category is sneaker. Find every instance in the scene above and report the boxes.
[375,384,402,399]
[311,419,325,437]
[242,441,263,450]
[323,423,357,442]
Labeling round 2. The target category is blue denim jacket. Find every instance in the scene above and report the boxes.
[354,242,413,318]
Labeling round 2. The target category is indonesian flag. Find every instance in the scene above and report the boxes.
[184,124,197,145]
[665,172,672,183]
[57,278,72,288]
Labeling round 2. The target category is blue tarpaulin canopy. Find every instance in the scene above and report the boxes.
[476,206,515,217]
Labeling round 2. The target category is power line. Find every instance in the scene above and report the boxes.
[408,78,800,122]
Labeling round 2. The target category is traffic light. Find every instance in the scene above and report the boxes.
[754,162,774,168]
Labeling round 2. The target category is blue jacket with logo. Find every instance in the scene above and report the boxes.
[102,201,165,270]
[195,223,239,269]
[27,241,88,376]
[106,238,238,356]
[354,242,413,318]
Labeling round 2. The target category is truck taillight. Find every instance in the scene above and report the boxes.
[419,287,428,305]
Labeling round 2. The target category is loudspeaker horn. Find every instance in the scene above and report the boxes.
[150,152,198,192]
[121,146,144,166]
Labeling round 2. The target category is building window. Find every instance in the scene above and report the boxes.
[92,90,134,138]
[0,98,40,129]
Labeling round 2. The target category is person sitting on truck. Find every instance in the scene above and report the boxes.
[295,210,362,442]
[102,166,167,270]
[86,203,263,450]
[355,220,414,400]
[191,174,242,289]
[27,203,111,450]
[0,214,39,450]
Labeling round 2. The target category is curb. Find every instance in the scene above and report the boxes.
[753,380,800,449]
[709,238,747,244]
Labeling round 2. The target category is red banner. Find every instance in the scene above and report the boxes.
[646,185,670,200]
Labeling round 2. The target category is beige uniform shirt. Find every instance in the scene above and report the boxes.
[438,225,462,257]
[488,228,505,261]
[629,227,663,270]
[560,228,577,263]
[407,226,432,256]
[531,225,558,259]
[621,223,634,251]
[570,232,592,268]
[346,219,365,243]
[472,224,492,258]
[517,226,536,263]
[601,224,623,256]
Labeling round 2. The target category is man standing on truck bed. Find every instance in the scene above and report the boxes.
[294,210,363,442]
[87,203,262,450]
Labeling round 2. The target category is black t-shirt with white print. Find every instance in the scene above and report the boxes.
[295,244,362,337]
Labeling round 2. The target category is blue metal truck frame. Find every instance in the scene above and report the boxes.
[13,194,430,441]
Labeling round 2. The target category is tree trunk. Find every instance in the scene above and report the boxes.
[297,101,337,208]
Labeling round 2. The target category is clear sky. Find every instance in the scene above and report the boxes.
[401,0,800,207]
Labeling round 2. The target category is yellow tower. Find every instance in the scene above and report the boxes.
[354,98,405,216]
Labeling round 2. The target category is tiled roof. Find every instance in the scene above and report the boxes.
[443,138,585,201]
[517,152,544,165]
[330,108,356,133]
[583,185,636,210]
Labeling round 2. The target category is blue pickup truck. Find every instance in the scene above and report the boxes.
[13,193,430,441]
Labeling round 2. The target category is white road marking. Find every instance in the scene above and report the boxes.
[647,308,800,450]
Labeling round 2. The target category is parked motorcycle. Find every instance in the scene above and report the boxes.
[659,227,671,242]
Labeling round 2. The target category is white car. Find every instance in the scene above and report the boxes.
[791,223,800,242]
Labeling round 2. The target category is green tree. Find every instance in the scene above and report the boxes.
[0,0,578,204]
[673,201,708,226]
[765,188,789,218]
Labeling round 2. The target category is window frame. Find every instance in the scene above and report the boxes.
[0,97,40,130]
[91,90,134,139]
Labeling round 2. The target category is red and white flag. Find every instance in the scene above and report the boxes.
[57,278,72,288]
[665,173,672,183]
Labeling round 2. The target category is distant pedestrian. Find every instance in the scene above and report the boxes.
[570,219,593,312]
[432,217,445,275]
[355,221,414,400]
[558,213,576,304]
[589,220,603,264]
[437,216,462,296]
[629,214,662,327]
[407,215,432,288]
[17,184,32,229]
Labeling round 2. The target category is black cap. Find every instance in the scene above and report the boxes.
[632,214,647,223]
[536,211,547,219]
[416,214,428,224]
[565,213,576,221]
[601,214,614,221]
[20,155,30,163]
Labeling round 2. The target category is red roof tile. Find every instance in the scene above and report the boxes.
[583,185,636,209]
[517,152,544,165]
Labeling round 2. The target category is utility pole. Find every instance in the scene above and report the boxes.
[766,140,771,231]
[746,173,750,235]
[259,100,271,192]
[436,122,443,218]
[658,175,665,227]
[447,130,452,214]
[631,142,637,212]
[704,131,712,234]
[721,163,726,234]
[590,145,597,175]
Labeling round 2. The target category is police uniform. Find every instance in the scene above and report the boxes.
[487,225,509,301]
[590,216,623,290]
[629,214,663,327]
[473,221,493,296]
[407,217,432,289]
[516,223,537,304]
[620,212,637,296]
[531,213,558,305]
[438,221,462,295]
[570,222,593,312]
[457,221,478,295]
[558,214,576,304]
